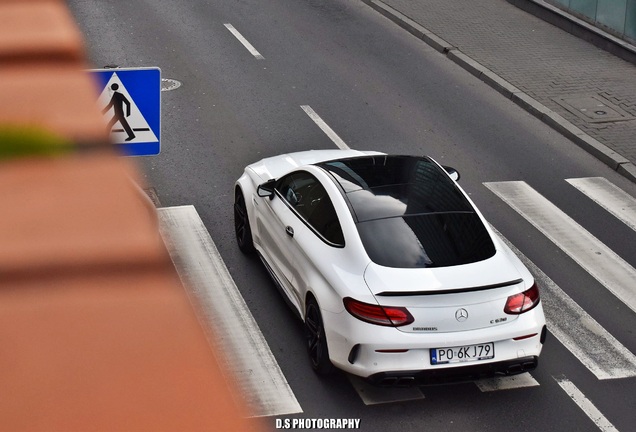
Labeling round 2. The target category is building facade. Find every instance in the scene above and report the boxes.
[548,0,636,43]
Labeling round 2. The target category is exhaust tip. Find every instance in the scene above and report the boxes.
[395,377,415,387]
[379,377,398,386]
[377,376,416,387]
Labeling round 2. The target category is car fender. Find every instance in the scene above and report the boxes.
[290,168,378,318]
[235,168,265,248]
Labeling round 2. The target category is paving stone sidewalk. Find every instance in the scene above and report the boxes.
[363,0,636,181]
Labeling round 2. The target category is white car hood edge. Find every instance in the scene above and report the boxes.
[248,149,384,181]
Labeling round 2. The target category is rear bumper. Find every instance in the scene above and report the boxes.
[367,355,539,387]
[324,305,546,380]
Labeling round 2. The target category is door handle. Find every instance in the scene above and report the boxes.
[285,226,294,237]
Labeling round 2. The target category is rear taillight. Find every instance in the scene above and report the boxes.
[504,282,540,314]
[343,297,414,327]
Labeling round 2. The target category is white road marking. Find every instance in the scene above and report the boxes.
[555,377,619,432]
[566,177,636,232]
[300,105,350,150]
[485,181,636,314]
[224,23,265,60]
[475,373,539,392]
[157,206,302,417]
[492,227,636,380]
[347,375,425,405]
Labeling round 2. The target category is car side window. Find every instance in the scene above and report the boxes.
[276,171,344,246]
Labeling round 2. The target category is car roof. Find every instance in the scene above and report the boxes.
[316,155,473,222]
[316,155,496,268]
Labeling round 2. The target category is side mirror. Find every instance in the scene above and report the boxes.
[257,179,276,199]
[443,166,460,182]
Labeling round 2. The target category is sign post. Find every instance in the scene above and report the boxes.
[90,67,161,156]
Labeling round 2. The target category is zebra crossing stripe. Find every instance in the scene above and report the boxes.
[475,373,539,392]
[492,227,636,380]
[555,377,619,432]
[348,375,425,405]
[566,177,636,232]
[157,206,302,418]
[485,181,636,314]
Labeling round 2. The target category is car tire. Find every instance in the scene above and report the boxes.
[305,296,334,375]
[234,188,255,254]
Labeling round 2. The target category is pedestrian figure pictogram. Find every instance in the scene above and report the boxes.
[103,83,135,141]
[92,68,161,156]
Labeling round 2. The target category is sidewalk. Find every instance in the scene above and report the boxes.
[362,0,636,182]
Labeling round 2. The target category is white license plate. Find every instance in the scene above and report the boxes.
[431,342,494,365]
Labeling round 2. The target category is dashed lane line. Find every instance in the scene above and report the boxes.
[224,23,265,60]
[301,105,350,150]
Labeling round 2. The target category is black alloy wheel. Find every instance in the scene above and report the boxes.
[234,189,255,253]
[305,297,334,375]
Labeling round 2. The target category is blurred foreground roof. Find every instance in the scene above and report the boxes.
[0,1,262,430]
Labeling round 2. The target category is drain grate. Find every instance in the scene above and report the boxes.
[552,94,634,123]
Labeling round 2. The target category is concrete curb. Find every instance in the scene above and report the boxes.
[362,0,455,53]
[361,0,636,183]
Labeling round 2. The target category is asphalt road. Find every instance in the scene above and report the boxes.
[68,1,636,431]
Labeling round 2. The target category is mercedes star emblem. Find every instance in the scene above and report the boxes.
[455,308,469,322]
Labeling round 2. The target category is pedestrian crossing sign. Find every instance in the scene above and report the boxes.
[90,67,161,156]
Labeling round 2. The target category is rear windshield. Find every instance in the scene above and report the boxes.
[357,213,495,268]
[320,155,496,268]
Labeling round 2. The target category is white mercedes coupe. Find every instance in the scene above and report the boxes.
[234,150,546,385]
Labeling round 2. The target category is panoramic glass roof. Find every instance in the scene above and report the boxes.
[317,156,496,268]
